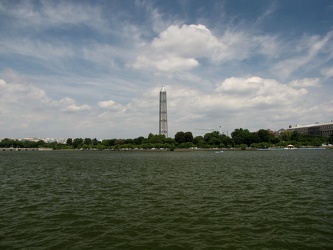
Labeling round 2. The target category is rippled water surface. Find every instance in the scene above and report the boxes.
[1,150,332,249]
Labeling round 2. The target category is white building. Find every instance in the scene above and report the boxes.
[285,121,333,137]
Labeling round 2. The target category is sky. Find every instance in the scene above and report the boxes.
[1,0,333,140]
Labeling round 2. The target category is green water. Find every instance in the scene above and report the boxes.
[0,150,332,249]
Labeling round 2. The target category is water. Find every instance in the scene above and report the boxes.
[0,150,332,249]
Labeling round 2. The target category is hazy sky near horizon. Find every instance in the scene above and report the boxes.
[1,0,333,139]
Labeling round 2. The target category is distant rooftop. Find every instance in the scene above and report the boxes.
[289,121,333,129]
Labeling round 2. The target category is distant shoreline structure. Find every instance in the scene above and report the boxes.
[2,146,332,152]
[1,148,53,151]
[285,121,333,137]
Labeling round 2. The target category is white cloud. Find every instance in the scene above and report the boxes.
[0,39,75,61]
[0,78,92,114]
[288,78,320,88]
[216,76,308,103]
[252,35,280,58]
[0,78,52,134]
[133,24,280,73]
[0,78,93,136]
[151,24,223,57]
[133,24,223,71]
[97,100,124,111]
[156,57,199,72]
[133,24,228,71]
[321,67,333,79]
[134,0,177,34]
[0,1,142,72]
[272,31,333,78]
[0,79,6,87]
[1,1,108,33]
[0,78,49,108]
[53,98,92,112]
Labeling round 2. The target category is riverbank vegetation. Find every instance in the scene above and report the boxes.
[1,128,332,150]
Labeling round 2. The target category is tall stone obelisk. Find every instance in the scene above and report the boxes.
[159,86,168,137]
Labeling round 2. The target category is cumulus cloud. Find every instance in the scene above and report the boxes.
[216,76,309,109]
[168,76,311,122]
[133,24,220,71]
[151,24,224,57]
[133,24,279,73]
[97,100,124,111]
[0,78,49,108]
[53,98,92,112]
[2,84,95,129]
[216,76,308,101]
[133,24,227,71]
[0,78,90,113]
[0,78,53,134]
[156,57,199,72]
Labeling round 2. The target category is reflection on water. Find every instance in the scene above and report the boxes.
[0,150,332,249]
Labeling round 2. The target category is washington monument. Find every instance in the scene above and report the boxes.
[159,86,168,137]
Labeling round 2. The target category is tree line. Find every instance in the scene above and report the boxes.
[1,128,332,150]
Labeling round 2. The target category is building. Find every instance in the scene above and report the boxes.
[159,86,168,137]
[285,121,333,137]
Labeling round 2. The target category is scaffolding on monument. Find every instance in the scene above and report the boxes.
[159,86,168,138]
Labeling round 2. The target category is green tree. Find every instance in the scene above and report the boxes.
[148,133,154,141]
[0,138,13,148]
[220,134,233,148]
[84,138,92,145]
[204,131,221,147]
[164,137,175,144]
[258,129,270,142]
[36,140,46,148]
[115,139,125,145]
[193,136,204,145]
[148,134,165,143]
[270,136,280,144]
[184,131,193,143]
[178,142,195,148]
[92,138,99,146]
[101,139,116,148]
[231,128,251,146]
[73,138,83,148]
[66,138,73,146]
[291,131,301,141]
[280,131,291,141]
[125,139,134,144]
[175,131,185,144]
[244,132,259,146]
[134,136,145,145]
